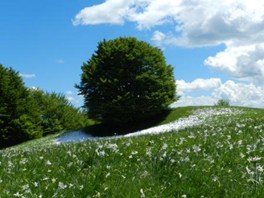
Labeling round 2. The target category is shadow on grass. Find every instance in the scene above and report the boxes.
[82,110,172,137]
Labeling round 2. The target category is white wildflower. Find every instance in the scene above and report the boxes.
[257,165,264,172]
[212,176,219,182]
[237,140,243,145]
[14,192,22,197]
[20,158,27,165]
[246,166,254,176]
[106,143,119,152]
[104,187,109,191]
[162,143,168,150]
[97,150,106,157]
[66,150,72,156]
[140,188,145,198]
[58,182,67,189]
[106,173,111,178]
[146,149,152,157]
[131,151,138,155]
[247,156,261,162]
[240,153,245,158]
[192,145,201,153]
[22,184,29,191]
[179,172,182,178]
[46,160,52,165]
[42,177,49,181]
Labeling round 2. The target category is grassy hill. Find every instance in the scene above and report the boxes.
[1,106,264,197]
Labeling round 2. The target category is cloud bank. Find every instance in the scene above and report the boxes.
[175,78,264,108]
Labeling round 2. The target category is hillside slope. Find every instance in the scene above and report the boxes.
[0,106,264,197]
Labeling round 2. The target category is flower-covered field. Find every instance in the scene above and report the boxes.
[0,107,264,197]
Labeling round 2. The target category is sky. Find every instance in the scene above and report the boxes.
[1,0,264,108]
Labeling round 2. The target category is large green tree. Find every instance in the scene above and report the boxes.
[76,37,178,125]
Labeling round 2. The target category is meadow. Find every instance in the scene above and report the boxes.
[0,106,264,197]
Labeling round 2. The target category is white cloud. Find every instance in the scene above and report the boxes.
[73,0,132,26]
[152,31,166,43]
[65,91,83,107]
[175,78,264,108]
[171,95,217,108]
[177,78,221,95]
[74,1,264,105]
[213,80,264,108]
[19,73,36,79]
[149,0,264,47]
[74,1,264,44]
[204,43,264,86]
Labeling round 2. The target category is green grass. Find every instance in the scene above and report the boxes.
[1,106,264,197]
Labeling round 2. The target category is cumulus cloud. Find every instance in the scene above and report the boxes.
[171,95,217,108]
[149,0,264,47]
[213,80,264,107]
[177,78,221,95]
[204,43,264,86]
[74,0,264,44]
[175,78,264,108]
[73,0,132,26]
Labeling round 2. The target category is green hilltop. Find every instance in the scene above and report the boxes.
[1,106,264,197]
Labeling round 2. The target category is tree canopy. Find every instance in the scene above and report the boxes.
[0,64,91,149]
[76,37,178,125]
[0,64,42,148]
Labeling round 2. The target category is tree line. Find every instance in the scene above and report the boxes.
[0,64,91,149]
[1,37,178,148]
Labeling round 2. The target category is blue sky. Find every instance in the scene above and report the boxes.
[1,0,264,108]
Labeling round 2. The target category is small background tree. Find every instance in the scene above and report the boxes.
[215,99,230,107]
[76,37,178,126]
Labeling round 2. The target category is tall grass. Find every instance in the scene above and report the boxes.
[0,107,264,197]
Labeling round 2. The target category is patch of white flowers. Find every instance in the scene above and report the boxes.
[125,108,242,137]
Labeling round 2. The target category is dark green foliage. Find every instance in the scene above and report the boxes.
[0,64,42,149]
[0,64,91,149]
[76,37,177,125]
[215,99,230,107]
[29,89,91,135]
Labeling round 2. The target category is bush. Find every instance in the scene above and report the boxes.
[76,37,178,125]
[215,99,230,107]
